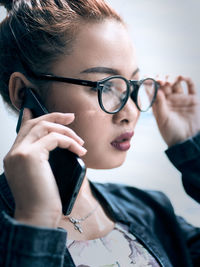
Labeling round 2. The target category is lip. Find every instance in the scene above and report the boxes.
[111,131,134,151]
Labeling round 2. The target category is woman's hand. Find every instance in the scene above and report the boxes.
[152,76,200,147]
[3,109,87,228]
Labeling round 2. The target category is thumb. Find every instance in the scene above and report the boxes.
[152,90,168,123]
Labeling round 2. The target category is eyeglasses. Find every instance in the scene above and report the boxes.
[9,20,158,114]
[30,72,159,114]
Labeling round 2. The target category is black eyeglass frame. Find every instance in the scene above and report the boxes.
[30,72,159,114]
[8,19,158,114]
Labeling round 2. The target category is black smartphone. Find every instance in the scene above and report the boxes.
[16,88,86,215]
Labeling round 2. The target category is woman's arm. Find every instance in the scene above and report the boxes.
[166,132,200,203]
[152,77,200,265]
[3,109,86,227]
[0,109,86,266]
[152,76,200,202]
[0,210,67,267]
[0,172,68,267]
[152,76,200,147]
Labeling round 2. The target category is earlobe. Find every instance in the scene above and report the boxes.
[8,72,33,111]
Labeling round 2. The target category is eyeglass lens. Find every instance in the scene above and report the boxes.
[101,77,156,113]
[101,77,128,113]
[137,79,156,111]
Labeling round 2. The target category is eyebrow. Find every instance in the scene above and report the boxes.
[81,67,140,78]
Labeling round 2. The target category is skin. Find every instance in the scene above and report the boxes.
[46,21,140,169]
[4,19,200,240]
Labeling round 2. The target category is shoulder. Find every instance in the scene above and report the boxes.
[92,181,175,219]
[94,181,171,204]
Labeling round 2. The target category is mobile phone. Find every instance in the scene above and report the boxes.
[16,88,86,215]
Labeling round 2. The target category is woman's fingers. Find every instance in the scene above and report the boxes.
[167,93,198,107]
[157,76,197,97]
[185,77,196,94]
[35,132,87,157]
[15,112,77,144]
[157,80,172,96]
[23,120,84,145]
[16,110,86,157]
[20,112,75,134]
[33,112,76,125]
[172,76,184,94]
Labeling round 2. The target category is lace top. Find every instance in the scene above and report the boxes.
[67,223,160,267]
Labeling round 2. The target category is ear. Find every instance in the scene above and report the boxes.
[8,72,35,111]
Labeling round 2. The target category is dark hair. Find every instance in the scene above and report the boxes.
[0,0,123,113]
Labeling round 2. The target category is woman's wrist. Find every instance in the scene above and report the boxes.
[14,209,62,228]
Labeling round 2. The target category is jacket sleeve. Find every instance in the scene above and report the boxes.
[165,132,200,266]
[0,211,67,267]
[165,132,200,204]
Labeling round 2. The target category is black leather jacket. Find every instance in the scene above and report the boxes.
[0,133,200,267]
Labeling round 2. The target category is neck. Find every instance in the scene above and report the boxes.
[67,173,97,218]
[60,173,115,240]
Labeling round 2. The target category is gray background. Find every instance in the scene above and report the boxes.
[0,0,199,226]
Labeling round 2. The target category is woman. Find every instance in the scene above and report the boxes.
[0,0,199,266]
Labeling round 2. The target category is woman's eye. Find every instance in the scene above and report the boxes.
[90,87,98,92]
[90,82,114,93]
[103,82,113,93]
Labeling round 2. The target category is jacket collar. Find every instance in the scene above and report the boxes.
[90,181,134,224]
[0,174,148,224]
[0,173,128,224]
[0,172,132,224]
[90,181,170,267]
[0,173,170,266]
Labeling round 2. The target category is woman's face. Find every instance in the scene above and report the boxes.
[46,20,140,169]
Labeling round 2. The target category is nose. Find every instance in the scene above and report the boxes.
[112,97,140,125]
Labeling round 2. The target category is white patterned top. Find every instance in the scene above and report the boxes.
[67,223,160,267]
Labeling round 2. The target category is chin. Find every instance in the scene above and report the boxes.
[82,153,127,170]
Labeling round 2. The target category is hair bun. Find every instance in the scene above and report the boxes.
[0,0,14,11]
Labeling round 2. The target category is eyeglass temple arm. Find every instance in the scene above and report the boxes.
[31,73,98,87]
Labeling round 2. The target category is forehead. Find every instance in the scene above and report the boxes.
[52,19,137,77]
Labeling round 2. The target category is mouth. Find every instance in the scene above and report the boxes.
[111,132,134,151]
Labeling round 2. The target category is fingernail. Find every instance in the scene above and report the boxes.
[79,138,85,145]
[79,147,87,156]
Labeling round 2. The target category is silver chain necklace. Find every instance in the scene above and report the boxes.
[65,203,99,233]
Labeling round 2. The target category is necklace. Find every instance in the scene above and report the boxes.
[65,203,99,233]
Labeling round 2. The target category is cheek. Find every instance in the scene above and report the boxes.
[47,85,105,140]
[71,111,127,169]
[46,84,100,114]
[46,87,107,147]
[71,109,108,145]
[46,88,127,169]
[51,91,109,150]
[71,110,114,168]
